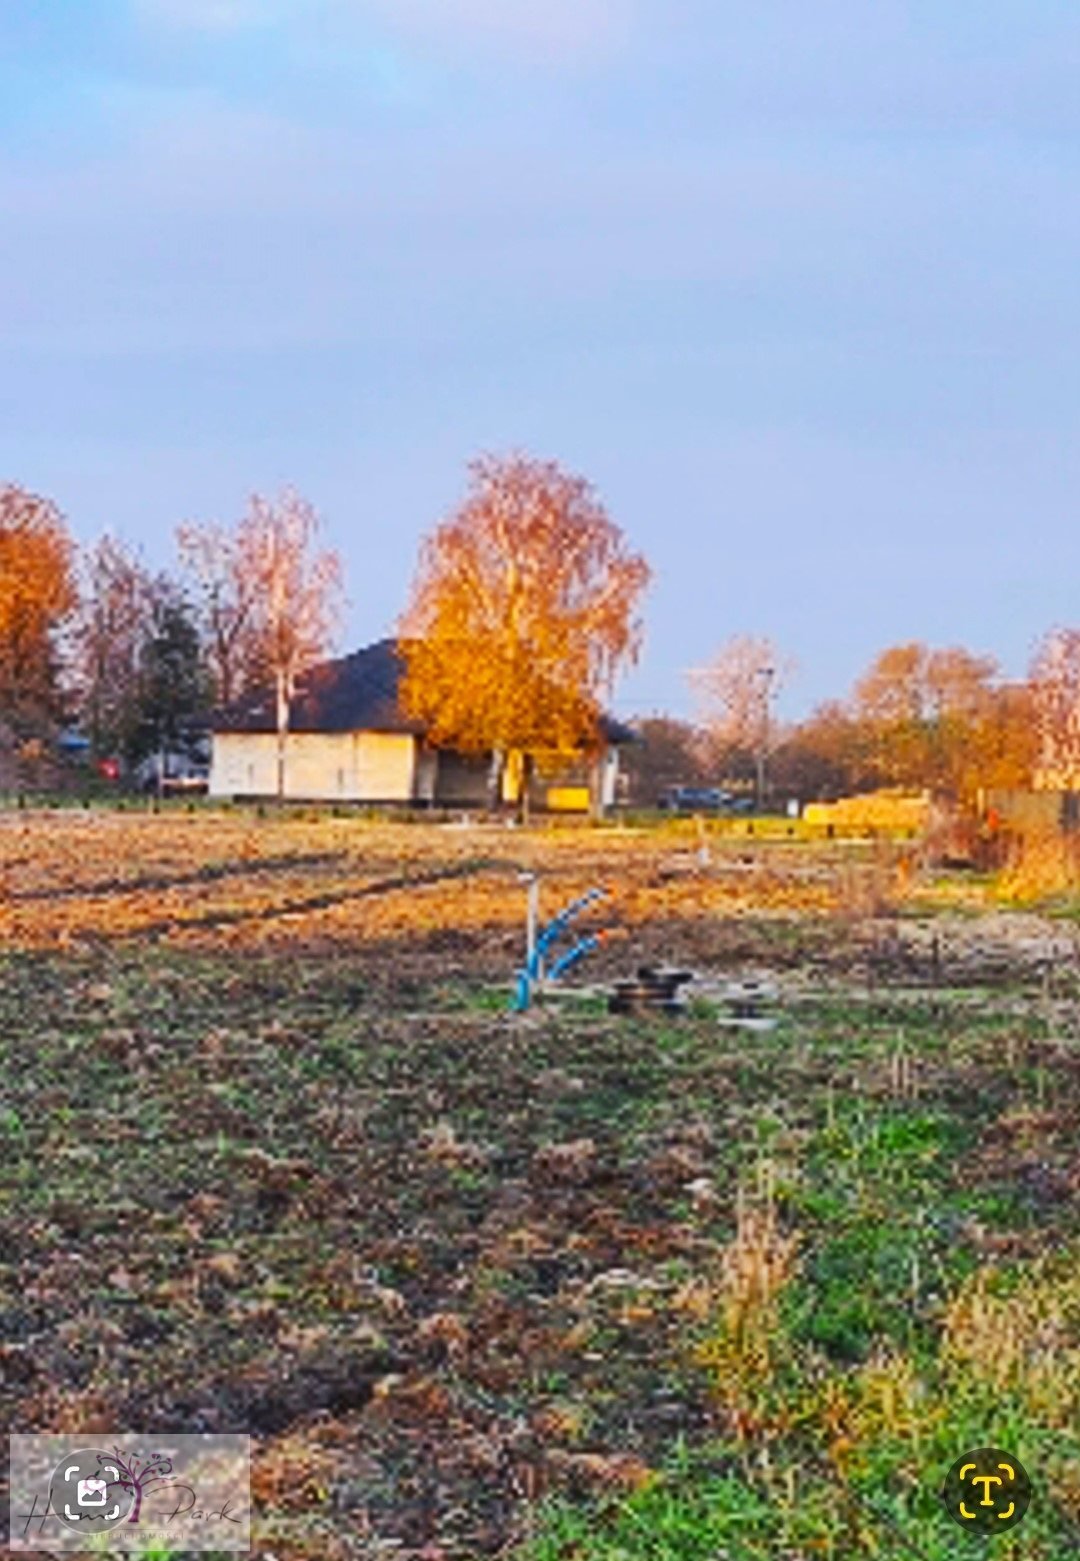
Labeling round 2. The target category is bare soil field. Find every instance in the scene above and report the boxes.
[3,810,1080,1558]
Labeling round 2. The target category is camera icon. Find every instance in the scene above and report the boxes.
[50,1450,134,1531]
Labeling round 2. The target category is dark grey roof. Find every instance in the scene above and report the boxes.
[214,637,635,744]
[214,639,420,735]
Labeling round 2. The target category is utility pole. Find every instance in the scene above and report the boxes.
[755,664,775,812]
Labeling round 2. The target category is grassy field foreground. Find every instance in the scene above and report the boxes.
[2,810,1080,1558]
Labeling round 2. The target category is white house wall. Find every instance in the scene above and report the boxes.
[210,730,622,808]
[210,731,418,801]
[354,732,417,800]
[210,732,275,797]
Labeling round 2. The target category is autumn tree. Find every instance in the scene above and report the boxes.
[1030,628,1080,789]
[399,452,650,813]
[688,635,793,806]
[240,489,344,797]
[971,679,1037,795]
[176,516,264,707]
[621,715,710,806]
[852,642,1011,797]
[0,483,77,734]
[770,699,868,801]
[75,535,167,762]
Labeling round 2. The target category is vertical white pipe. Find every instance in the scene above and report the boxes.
[527,875,539,978]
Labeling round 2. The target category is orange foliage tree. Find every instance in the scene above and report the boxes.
[852,641,1033,799]
[0,483,77,734]
[400,453,650,809]
[771,700,870,801]
[966,680,1037,796]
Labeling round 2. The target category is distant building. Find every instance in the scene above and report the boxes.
[1033,764,1080,792]
[209,638,630,811]
[980,787,1080,836]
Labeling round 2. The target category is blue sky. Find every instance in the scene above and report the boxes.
[2,2,1079,718]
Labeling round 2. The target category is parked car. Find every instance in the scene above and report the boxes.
[55,729,91,760]
[658,785,734,813]
[135,753,210,796]
[159,771,209,796]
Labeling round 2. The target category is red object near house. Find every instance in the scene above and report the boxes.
[97,757,121,782]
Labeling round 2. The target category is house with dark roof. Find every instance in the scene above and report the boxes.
[209,638,632,811]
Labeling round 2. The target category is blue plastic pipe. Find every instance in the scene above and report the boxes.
[512,885,607,1010]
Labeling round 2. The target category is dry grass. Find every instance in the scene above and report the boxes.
[694,1179,800,1438]
[997,825,1080,903]
[941,1260,1080,1428]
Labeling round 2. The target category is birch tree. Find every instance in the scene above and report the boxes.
[689,635,792,806]
[176,517,263,708]
[1030,628,1080,789]
[243,489,343,798]
[399,452,650,812]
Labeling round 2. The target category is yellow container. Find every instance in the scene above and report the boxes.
[547,786,591,813]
